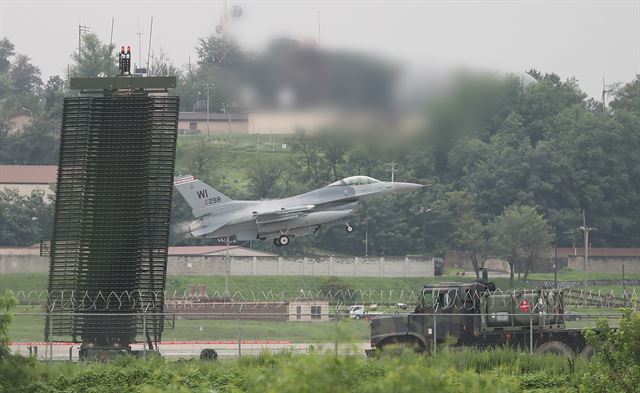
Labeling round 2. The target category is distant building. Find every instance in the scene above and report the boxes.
[0,165,57,199]
[177,109,376,135]
[164,286,330,322]
[288,298,330,321]
[561,247,640,274]
[178,112,248,135]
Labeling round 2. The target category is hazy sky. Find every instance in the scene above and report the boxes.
[0,0,637,98]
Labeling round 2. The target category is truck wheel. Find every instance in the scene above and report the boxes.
[378,336,424,355]
[535,341,574,356]
[580,345,595,359]
[200,348,218,361]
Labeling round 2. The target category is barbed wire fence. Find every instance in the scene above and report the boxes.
[6,287,638,312]
[8,310,626,361]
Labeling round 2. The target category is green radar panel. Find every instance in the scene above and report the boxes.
[45,75,179,350]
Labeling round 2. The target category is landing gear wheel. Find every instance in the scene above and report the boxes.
[346,223,354,233]
[278,235,289,246]
[274,238,281,247]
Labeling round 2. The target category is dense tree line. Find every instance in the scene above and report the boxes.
[2,34,640,280]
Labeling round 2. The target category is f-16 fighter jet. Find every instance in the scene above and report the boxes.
[174,175,424,246]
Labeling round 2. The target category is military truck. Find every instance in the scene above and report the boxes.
[368,273,593,356]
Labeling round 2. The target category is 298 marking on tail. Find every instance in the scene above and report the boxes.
[204,197,223,205]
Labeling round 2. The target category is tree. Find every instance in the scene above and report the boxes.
[489,205,553,286]
[9,54,41,95]
[0,117,59,164]
[455,214,490,279]
[317,131,349,182]
[70,33,116,77]
[291,130,322,185]
[0,37,15,74]
[0,189,50,246]
[246,156,288,198]
[0,291,17,359]
[196,35,243,67]
[43,75,66,118]
[610,75,640,111]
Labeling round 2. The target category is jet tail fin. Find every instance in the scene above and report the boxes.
[174,175,232,215]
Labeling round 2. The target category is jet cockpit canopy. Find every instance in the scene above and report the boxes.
[329,176,381,187]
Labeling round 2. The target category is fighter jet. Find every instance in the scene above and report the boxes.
[174,175,424,246]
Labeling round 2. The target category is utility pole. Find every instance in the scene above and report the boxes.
[78,24,89,61]
[364,208,368,257]
[386,162,397,182]
[578,209,596,307]
[205,83,213,140]
[136,25,143,68]
[601,75,607,112]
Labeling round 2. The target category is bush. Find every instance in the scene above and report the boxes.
[582,309,640,393]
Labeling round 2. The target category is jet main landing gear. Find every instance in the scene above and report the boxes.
[274,235,290,247]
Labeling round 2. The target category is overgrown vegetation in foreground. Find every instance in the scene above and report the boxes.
[0,349,586,393]
[0,346,629,393]
[0,313,637,393]
[1,289,638,393]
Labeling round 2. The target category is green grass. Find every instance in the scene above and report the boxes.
[7,312,370,343]
[528,268,640,282]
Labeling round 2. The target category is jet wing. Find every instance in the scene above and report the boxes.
[254,205,316,225]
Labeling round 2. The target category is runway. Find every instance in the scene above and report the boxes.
[9,341,370,361]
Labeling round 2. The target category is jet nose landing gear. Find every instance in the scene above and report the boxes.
[345,223,354,233]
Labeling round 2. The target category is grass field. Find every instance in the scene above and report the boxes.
[7,312,371,343]
[8,309,620,343]
[3,271,638,301]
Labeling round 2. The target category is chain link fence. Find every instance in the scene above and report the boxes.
[7,310,623,361]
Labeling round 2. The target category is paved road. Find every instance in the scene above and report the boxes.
[10,341,370,361]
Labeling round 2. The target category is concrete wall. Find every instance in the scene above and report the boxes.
[0,254,434,278]
[168,255,434,277]
[0,255,48,274]
[568,255,640,274]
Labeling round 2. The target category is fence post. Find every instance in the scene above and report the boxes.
[237,309,242,357]
[142,313,147,360]
[334,309,339,356]
[529,313,533,354]
[48,314,53,362]
[432,314,437,356]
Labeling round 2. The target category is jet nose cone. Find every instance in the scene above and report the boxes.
[392,182,425,192]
